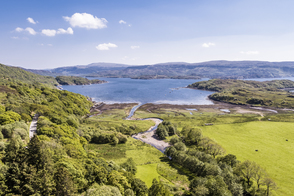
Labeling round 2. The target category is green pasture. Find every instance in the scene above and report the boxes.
[136,163,161,187]
[86,138,164,165]
[201,121,294,196]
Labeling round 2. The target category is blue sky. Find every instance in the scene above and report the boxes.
[0,0,293,69]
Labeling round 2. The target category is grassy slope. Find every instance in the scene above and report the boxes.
[201,121,294,196]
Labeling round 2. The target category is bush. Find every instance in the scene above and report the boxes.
[174,142,186,151]
[169,137,180,145]
[0,141,5,152]
[21,113,32,122]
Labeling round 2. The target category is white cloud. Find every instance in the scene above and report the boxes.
[131,46,140,49]
[119,20,131,27]
[42,29,56,37]
[119,20,126,24]
[57,27,74,34]
[11,36,19,39]
[96,43,118,50]
[15,27,24,32]
[202,42,215,47]
[48,44,53,46]
[25,27,37,35]
[63,13,107,29]
[27,17,37,24]
[240,51,259,55]
[15,27,36,35]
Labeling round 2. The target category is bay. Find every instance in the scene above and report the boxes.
[61,77,294,105]
[61,78,214,105]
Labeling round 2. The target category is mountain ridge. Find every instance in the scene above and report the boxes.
[23,60,294,79]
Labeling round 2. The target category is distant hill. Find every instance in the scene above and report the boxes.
[26,61,294,79]
[0,63,58,86]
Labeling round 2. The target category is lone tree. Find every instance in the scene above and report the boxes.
[263,177,277,196]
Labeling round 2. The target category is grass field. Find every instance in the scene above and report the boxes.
[201,121,294,196]
[86,138,164,165]
[136,163,161,187]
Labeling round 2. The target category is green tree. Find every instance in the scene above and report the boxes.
[174,142,187,151]
[205,175,232,196]
[185,128,202,146]
[54,166,76,196]
[107,170,131,194]
[235,160,256,189]
[263,177,277,196]
[120,158,137,175]
[125,188,135,196]
[148,178,170,196]
[131,178,148,196]
[189,177,209,196]
[0,105,5,114]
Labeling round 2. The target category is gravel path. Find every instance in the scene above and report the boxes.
[132,118,170,153]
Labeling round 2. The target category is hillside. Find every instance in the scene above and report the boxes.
[28,61,294,79]
[0,63,58,87]
[188,79,294,108]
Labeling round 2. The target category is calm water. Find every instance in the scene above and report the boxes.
[62,78,214,105]
[62,77,294,105]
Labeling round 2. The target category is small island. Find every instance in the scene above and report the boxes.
[55,76,107,85]
[131,75,201,80]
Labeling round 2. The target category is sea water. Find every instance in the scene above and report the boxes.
[62,78,214,105]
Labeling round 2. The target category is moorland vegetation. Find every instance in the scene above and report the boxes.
[188,79,294,108]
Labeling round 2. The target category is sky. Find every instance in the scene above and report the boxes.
[0,0,293,69]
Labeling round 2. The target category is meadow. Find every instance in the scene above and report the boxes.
[201,121,294,196]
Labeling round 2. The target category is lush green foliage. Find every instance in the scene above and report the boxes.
[0,76,151,195]
[0,63,58,87]
[188,79,294,108]
[56,76,106,85]
[155,121,177,140]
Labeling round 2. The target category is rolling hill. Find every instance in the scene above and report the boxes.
[27,61,294,79]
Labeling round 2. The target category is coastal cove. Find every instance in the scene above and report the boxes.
[61,77,294,105]
[61,77,215,105]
